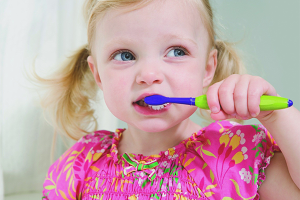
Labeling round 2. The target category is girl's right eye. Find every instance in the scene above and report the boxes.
[113,51,135,61]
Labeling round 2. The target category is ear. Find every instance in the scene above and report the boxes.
[87,56,103,90]
[203,49,218,88]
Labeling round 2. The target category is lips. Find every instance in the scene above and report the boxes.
[133,93,164,107]
[134,93,162,103]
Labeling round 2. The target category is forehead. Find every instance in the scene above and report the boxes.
[94,0,208,52]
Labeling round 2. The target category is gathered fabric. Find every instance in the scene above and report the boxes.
[42,120,280,200]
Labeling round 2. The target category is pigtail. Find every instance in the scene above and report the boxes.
[30,45,98,141]
[211,40,247,85]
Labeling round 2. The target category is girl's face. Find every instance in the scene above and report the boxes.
[88,0,217,132]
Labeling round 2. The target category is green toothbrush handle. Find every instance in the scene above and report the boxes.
[195,95,293,111]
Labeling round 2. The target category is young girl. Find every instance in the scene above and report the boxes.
[41,0,300,199]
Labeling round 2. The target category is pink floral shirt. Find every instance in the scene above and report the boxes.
[42,120,280,200]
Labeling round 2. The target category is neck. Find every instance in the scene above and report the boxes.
[118,118,201,156]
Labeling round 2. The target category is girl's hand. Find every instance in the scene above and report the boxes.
[206,74,278,121]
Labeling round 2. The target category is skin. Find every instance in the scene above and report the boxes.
[87,0,300,198]
[88,0,217,156]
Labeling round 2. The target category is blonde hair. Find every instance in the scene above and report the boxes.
[31,0,246,156]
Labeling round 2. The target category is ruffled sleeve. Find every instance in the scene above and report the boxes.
[42,130,115,200]
[254,124,280,188]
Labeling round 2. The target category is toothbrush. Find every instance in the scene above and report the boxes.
[144,95,293,111]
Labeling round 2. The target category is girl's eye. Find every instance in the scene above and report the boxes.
[167,48,187,57]
[113,51,135,61]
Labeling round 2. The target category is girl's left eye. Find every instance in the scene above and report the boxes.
[167,48,188,57]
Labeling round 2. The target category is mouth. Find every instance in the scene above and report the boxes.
[134,98,170,110]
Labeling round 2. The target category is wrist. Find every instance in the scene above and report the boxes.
[257,110,279,125]
[257,107,296,129]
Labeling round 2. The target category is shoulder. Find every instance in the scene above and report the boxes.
[42,129,122,199]
[198,120,280,167]
[200,120,279,150]
[77,129,116,148]
[191,120,281,198]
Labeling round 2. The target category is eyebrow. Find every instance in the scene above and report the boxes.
[104,34,197,50]
[161,34,198,47]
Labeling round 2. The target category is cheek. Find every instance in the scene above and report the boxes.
[100,68,129,96]
[100,73,131,117]
[102,79,128,102]
[169,64,204,95]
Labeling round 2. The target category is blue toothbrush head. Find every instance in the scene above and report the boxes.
[144,95,167,105]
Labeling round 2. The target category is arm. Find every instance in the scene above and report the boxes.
[258,152,300,199]
[258,106,300,189]
[205,74,300,196]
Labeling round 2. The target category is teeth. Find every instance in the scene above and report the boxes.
[135,98,170,110]
[148,103,169,110]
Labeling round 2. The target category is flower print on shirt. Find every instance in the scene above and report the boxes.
[252,130,266,146]
[42,122,280,200]
[254,159,261,168]
[161,161,169,167]
[168,154,178,160]
[90,148,105,155]
[157,168,164,177]
[241,147,248,160]
[78,137,92,144]
[239,168,252,184]
[138,172,147,187]
[221,129,246,145]
[265,156,271,165]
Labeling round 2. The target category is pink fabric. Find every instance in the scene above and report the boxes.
[42,120,280,200]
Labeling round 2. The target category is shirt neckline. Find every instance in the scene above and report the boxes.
[110,126,206,163]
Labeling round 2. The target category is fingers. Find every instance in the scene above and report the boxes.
[234,75,251,119]
[206,80,223,114]
[206,74,276,121]
[206,74,240,120]
[219,76,237,117]
[247,76,277,118]
[247,77,264,118]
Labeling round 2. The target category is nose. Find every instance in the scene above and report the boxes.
[135,62,164,85]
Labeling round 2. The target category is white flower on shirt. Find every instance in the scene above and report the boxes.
[157,168,164,177]
[168,154,178,160]
[138,172,146,186]
[261,153,265,160]
[252,130,267,145]
[236,129,246,145]
[222,129,246,145]
[254,159,261,168]
[90,148,104,155]
[265,156,271,165]
[241,147,248,160]
[162,161,168,167]
[239,168,252,184]
[222,130,233,137]
[79,137,92,144]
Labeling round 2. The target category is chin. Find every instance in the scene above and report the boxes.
[139,126,167,133]
[133,120,172,133]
